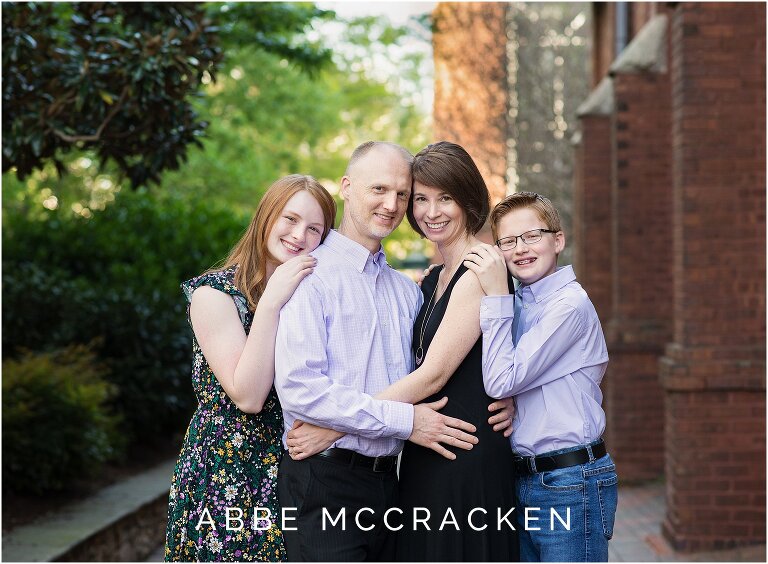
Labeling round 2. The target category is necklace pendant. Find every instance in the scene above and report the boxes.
[415,347,424,366]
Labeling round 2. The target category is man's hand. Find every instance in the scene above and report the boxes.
[463,243,509,296]
[286,420,345,460]
[488,397,515,438]
[408,397,478,460]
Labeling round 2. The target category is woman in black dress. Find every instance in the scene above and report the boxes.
[394,142,520,561]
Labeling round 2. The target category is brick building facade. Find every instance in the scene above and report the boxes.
[576,2,765,552]
[432,1,766,554]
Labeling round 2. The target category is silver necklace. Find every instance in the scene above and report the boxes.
[415,280,439,366]
[414,242,472,366]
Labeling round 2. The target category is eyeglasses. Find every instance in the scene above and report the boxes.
[495,229,557,250]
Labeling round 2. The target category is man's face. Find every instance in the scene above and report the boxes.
[340,146,412,250]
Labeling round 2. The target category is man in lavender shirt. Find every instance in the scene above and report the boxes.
[274,141,478,561]
[464,192,618,562]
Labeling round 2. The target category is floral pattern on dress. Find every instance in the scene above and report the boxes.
[165,266,286,562]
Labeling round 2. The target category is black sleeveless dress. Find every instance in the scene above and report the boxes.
[396,265,519,562]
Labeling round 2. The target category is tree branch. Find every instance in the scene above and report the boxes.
[51,86,130,143]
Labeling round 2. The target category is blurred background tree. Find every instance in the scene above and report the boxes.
[2,2,223,188]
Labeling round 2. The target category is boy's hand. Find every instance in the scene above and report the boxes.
[463,244,509,296]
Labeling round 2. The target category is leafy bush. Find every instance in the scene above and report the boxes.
[2,2,332,188]
[2,345,123,494]
[2,2,221,187]
[3,189,247,443]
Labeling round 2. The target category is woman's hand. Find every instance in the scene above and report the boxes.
[487,397,515,438]
[286,420,345,460]
[261,255,317,308]
[463,244,509,296]
[417,263,440,287]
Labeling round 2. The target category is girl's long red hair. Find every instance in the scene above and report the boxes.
[219,174,336,309]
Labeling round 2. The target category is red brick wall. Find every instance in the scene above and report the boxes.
[432,2,510,205]
[659,1,766,551]
[662,390,766,551]
[605,67,672,481]
[572,117,613,324]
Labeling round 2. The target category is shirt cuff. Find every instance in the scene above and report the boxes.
[383,400,414,440]
[480,295,516,320]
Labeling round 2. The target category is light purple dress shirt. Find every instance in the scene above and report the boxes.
[274,229,423,457]
[480,265,609,457]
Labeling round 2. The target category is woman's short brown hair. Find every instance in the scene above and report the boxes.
[407,141,490,237]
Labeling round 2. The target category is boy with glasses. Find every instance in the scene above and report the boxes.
[463,192,617,562]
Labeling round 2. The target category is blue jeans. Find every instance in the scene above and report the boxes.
[515,442,618,562]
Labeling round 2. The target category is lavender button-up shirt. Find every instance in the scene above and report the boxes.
[274,230,422,457]
[480,265,609,457]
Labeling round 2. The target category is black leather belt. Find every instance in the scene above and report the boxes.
[514,440,607,476]
[314,447,397,473]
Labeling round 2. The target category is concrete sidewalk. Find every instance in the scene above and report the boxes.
[610,481,765,562]
[3,459,174,562]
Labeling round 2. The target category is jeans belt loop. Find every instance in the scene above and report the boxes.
[586,443,595,463]
[528,456,537,474]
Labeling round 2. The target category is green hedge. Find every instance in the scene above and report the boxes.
[2,190,247,445]
[2,345,123,493]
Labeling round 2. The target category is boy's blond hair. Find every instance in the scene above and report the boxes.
[490,191,562,240]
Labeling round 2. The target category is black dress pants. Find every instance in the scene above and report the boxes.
[278,453,398,561]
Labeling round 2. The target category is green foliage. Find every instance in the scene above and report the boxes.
[213,2,332,73]
[3,189,249,441]
[2,344,123,494]
[158,14,431,259]
[2,2,221,187]
[2,2,332,189]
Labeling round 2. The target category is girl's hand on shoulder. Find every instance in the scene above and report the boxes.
[463,244,509,296]
[262,255,317,307]
[286,420,344,460]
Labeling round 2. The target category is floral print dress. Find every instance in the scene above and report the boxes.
[165,267,286,562]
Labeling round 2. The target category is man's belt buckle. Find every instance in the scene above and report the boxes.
[373,456,392,473]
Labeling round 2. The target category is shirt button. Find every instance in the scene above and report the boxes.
[524,304,529,310]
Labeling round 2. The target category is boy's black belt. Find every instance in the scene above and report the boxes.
[513,439,607,476]
[314,447,397,473]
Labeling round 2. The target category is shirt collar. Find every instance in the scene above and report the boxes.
[322,229,387,273]
[518,265,576,303]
